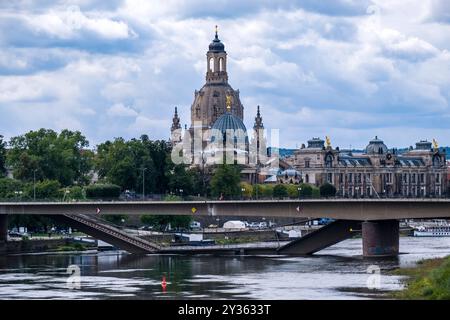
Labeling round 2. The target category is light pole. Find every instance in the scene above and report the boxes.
[33,169,37,201]
[141,168,147,200]
[297,186,302,199]
[241,187,245,200]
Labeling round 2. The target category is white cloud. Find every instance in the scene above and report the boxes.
[1,0,450,149]
[107,103,138,117]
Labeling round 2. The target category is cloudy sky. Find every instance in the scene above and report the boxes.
[1,0,450,149]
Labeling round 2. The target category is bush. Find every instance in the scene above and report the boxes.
[320,183,337,197]
[299,183,313,198]
[85,184,121,199]
[28,180,62,200]
[286,184,300,198]
[240,182,253,199]
[260,184,274,198]
[312,187,320,198]
[0,178,24,199]
[61,186,86,201]
[273,184,288,199]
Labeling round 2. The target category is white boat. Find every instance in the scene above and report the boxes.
[413,226,450,237]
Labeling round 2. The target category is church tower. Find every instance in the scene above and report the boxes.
[170,106,182,144]
[189,27,244,135]
[251,105,267,165]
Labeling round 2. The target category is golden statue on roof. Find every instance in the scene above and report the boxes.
[433,138,439,149]
[226,94,232,111]
[326,136,331,148]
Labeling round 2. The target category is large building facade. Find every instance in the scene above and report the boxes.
[283,137,448,198]
[170,28,267,170]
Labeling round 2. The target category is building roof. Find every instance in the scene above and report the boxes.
[366,136,388,155]
[209,29,225,52]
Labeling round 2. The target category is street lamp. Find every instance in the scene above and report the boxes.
[297,186,302,199]
[141,168,147,200]
[241,187,246,200]
[14,191,23,201]
[33,169,37,201]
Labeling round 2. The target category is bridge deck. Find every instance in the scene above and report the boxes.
[1,199,450,220]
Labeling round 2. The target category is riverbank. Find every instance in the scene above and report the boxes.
[0,239,95,255]
[391,255,450,299]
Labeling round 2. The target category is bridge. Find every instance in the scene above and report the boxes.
[1,199,449,257]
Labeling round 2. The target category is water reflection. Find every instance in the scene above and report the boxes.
[0,237,449,300]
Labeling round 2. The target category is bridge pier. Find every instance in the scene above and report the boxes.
[0,215,7,242]
[362,220,399,257]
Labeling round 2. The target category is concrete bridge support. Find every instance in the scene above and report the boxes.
[362,220,399,257]
[277,220,361,255]
[0,215,7,242]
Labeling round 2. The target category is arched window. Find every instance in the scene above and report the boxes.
[325,153,333,168]
[209,58,214,72]
[432,154,441,167]
[219,58,224,72]
[305,174,309,183]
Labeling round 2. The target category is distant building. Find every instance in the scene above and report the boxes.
[169,28,270,182]
[284,137,447,198]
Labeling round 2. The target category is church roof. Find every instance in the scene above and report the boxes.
[209,28,225,52]
[365,136,388,155]
[211,112,248,137]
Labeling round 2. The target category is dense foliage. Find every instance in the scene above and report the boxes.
[0,135,6,177]
[95,136,171,195]
[85,184,121,199]
[319,183,337,197]
[210,165,242,199]
[7,129,93,186]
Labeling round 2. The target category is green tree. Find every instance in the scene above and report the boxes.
[210,165,241,199]
[0,178,24,199]
[312,186,320,198]
[0,135,6,177]
[7,129,93,186]
[240,182,253,199]
[26,180,62,200]
[299,183,313,198]
[286,184,300,198]
[273,184,288,199]
[85,184,121,199]
[320,183,337,197]
[96,136,170,195]
[166,164,194,196]
[261,184,274,198]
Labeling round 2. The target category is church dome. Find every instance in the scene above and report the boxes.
[366,136,388,155]
[210,112,248,142]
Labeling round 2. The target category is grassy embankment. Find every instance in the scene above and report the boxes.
[392,255,450,299]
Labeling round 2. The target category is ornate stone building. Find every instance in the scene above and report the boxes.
[284,137,448,198]
[170,28,267,171]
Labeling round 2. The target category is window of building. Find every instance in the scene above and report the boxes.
[420,173,425,184]
[436,174,440,183]
[432,155,441,168]
[412,173,416,184]
[348,173,353,183]
[305,160,310,168]
[327,173,333,183]
[305,174,309,183]
[325,154,333,168]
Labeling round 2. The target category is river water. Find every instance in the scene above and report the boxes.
[0,237,449,300]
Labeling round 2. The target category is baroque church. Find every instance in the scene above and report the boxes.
[170,27,267,180]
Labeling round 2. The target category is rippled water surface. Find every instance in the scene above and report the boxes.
[1,237,449,300]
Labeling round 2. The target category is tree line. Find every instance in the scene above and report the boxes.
[0,129,339,201]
